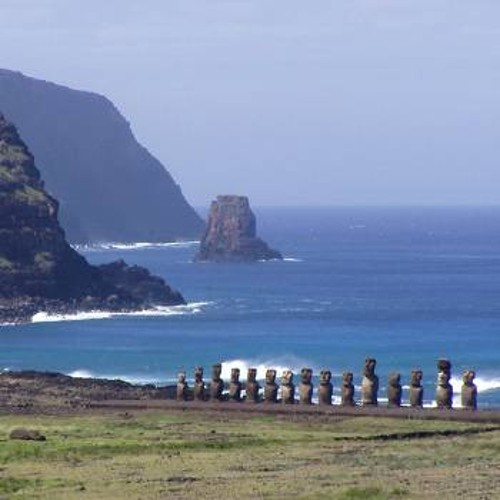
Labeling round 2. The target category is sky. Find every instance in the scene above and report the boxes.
[0,0,499,207]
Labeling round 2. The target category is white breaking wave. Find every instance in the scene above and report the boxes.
[31,302,211,324]
[450,375,500,394]
[283,257,303,262]
[220,357,321,381]
[75,241,200,252]
[67,369,162,385]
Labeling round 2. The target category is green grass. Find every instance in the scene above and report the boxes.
[0,412,498,499]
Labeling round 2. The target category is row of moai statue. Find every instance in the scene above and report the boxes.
[176,358,478,410]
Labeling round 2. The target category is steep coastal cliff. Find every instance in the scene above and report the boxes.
[0,69,204,243]
[0,114,185,323]
[196,195,282,262]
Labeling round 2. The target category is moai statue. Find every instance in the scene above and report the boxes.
[409,370,424,408]
[281,370,295,404]
[193,366,205,401]
[361,358,379,406]
[176,371,189,401]
[299,368,313,405]
[318,370,333,406]
[264,369,278,403]
[436,359,453,409]
[209,363,224,401]
[341,371,355,406]
[461,370,477,410]
[245,368,260,403]
[387,372,402,408]
[228,368,242,402]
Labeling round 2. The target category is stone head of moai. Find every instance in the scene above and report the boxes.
[411,370,423,387]
[300,368,313,385]
[463,370,476,386]
[363,358,377,378]
[437,359,451,374]
[320,370,332,385]
[177,371,187,384]
[230,368,240,383]
[265,369,277,385]
[247,368,257,383]
[194,366,204,383]
[282,370,294,386]
[342,371,353,386]
[212,363,222,381]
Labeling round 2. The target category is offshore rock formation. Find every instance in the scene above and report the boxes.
[0,114,185,323]
[195,195,282,262]
[0,69,204,243]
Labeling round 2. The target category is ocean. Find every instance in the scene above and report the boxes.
[1,207,499,408]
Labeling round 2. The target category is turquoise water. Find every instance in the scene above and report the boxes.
[1,207,499,407]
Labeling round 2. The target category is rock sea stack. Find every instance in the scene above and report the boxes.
[195,195,282,262]
[0,113,185,324]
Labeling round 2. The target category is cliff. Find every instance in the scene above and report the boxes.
[196,195,282,262]
[0,69,204,243]
[0,114,185,323]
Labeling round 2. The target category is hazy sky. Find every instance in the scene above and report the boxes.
[0,0,499,207]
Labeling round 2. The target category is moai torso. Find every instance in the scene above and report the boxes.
[361,358,379,406]
[176,371,189,401]
[318,370,333,406]
[264,369,278,403]
[193,366,205,401]
[245,368,260,403]
[281,370,295,404]
[341,372,355,406]
[299,368,313,405]
[228,368,242,402]
[387,372,402,408]
[210,363,224,401]
[461,370,477,410]
[409,370,423,408]
[436,359,453,409]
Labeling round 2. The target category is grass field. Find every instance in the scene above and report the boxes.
[0,410,499,499]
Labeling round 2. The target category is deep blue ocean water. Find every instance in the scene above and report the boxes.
[1,207,499,408]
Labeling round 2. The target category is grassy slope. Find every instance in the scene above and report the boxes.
[0,412,499,499]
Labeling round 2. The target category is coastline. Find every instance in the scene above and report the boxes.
[2,370,499,423]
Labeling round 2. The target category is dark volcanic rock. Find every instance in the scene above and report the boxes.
[0,69,205,243]
[9,428,46,441]
[0,114,185,323]
[196,195,282,262]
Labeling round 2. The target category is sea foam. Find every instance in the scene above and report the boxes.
[74,241,200,252]
[31,302,211,324]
